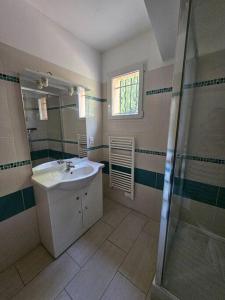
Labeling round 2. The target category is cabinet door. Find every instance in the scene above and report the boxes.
[82,173,103,229]
[50,190,83,256]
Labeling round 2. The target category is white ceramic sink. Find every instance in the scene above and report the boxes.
[32,158,104,190]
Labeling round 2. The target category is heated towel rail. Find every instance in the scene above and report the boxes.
[78,134,87,158]
[109,136,135,200]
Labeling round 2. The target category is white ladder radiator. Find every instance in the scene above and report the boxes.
[109,136,135,200]
[78,134,87,158]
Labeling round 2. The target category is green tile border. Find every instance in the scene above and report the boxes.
[30,149,79,161]
[177,154,225,165]
[87,145,103,151]
[184,77,225,89]
[101,161,225,210]
[146,77,225,96]
[0,160,31,170]
[146,87,173,95]
[0,73,20,83]
[1,159,224,222]
[1,146,224,171]
[47,96,106,111]
[0,186,35,222]
[31,138,78,145]
[100,145,224,164]
[85,95,107,102]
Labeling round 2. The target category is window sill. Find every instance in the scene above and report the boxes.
[109,111,144,120]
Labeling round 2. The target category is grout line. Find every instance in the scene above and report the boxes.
[118,271,148,295]
[66,221,113,269]
[101,204,131,229]
[65,288,73,300]
[145,285,152,300]
[66,251,82,269]
[63,222,120,294]
[106,239,128,255]
[215,186,220,206]
[99,271,119,300]
[14,264,26,287]
[114,214,152,295]
[99,238,130,300]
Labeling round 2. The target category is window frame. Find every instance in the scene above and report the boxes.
[38,96,48,120]
[78,86,86,119]
[107,63,144,119]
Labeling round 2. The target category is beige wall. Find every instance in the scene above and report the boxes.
[102,64,174,220]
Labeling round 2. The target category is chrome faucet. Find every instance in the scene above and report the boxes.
[65,161,74,172]
[57,159,65,164]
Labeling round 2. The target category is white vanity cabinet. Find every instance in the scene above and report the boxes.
[34,169,103,257]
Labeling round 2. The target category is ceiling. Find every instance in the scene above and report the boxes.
[26,0,151,52]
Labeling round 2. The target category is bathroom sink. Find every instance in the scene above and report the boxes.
[32,158,104,190]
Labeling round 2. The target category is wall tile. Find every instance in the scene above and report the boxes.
[0,168,21,197]
[217,187,225,209]
[0,137,17,164]
[22,186,35,210]
[0,191,23,222]
[0,207,40,272]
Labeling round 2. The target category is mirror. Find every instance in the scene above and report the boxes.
[20,69,87,167]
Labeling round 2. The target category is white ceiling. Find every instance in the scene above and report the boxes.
[145,0,180,60]
[26,0,151,52]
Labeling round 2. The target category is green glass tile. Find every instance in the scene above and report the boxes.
[217,187,225,209]
[22,186,35,209]
[135,168,156,188]
[155,173,165,190]
[0,191,24,221]
[31,149,49,160]
[181,179,218,206]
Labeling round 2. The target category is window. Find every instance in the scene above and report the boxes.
[78,86,86,118]
[109,64,144,119]
[38,97,48,120]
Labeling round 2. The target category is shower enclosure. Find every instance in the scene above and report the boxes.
[153,0,225,299]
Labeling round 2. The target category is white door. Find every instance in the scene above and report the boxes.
[50,189,83,256]
[82,173,103,229]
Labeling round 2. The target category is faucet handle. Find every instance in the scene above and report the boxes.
[57,160,64,164]
[66,161,74,167]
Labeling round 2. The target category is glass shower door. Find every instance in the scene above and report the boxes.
[155,0,225,299]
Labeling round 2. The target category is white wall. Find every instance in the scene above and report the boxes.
[0,0,101,82]
[102,30,173,82]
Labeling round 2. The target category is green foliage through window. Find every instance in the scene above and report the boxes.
[112,70,140,116]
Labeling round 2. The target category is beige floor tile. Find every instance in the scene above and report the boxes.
[55,290,71,300]
[102,200,131,228]
[119,232,158,293]
[101,272,145,300]
[143,220,160,239]
[66,241,126,300]
[13,253,80,300]
[0,266,23,299]
[15,245,53,284]
[67,220,113,266]
[145,287,152,300]
[108,212,148,252]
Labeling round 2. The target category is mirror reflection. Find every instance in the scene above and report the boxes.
[20,70,87,167]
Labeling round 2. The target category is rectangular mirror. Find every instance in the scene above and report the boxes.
[20,69,88,167]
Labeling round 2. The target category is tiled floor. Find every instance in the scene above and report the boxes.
[0,199,159,300]
[163,222,225,300]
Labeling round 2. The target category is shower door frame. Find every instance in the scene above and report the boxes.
[155,0,192,287]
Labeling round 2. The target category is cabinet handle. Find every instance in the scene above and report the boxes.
[78,210,82,214]
[76,196,79,200]
[85,206,88,210]
[85,192,87,196]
